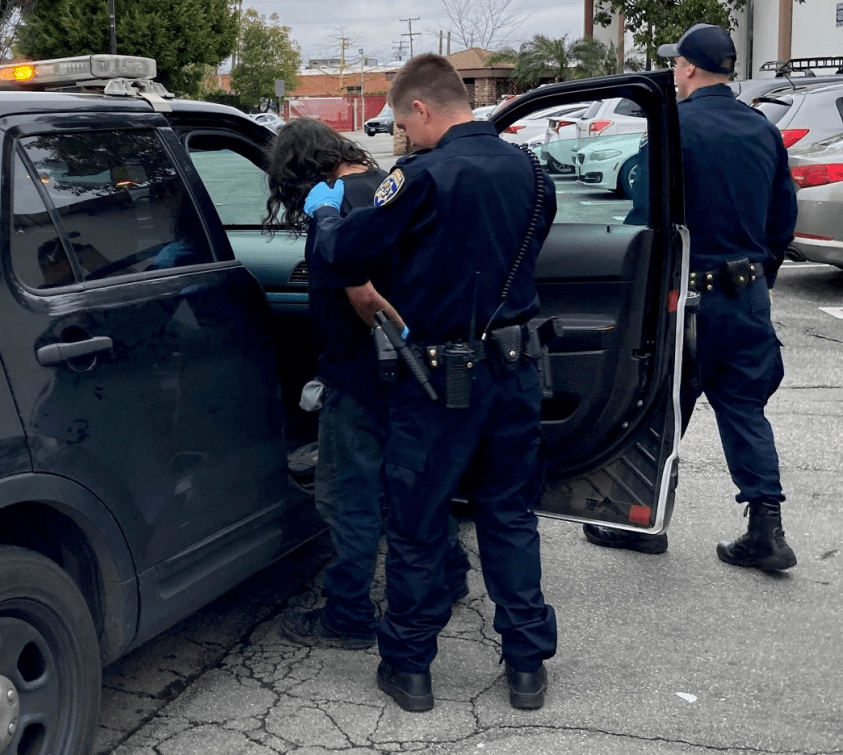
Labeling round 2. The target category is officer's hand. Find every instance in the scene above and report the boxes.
[303,180,344,217]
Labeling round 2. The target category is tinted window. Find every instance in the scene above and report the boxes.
[10,153,76,289]
[13,130,214,286]
[614,98,645,118]
[836,98,843,122]
[754,98,793,125]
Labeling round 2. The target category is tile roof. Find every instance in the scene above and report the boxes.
[445,48,514,70]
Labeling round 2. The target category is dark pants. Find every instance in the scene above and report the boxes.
[680,280,784,504]
[378,361,557,673]
[315,386,470,636]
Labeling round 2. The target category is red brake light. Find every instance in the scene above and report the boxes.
[553,119,575,133]
[589,119,613,135]
[503,124,525,134]
[790,163,843,188]
[780,128,809,148]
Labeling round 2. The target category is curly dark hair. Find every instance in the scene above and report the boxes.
[263,117,377,236]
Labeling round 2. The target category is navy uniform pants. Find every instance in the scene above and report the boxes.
[378,360,557,673]
[315,386,471,636]
[680,280,785,504]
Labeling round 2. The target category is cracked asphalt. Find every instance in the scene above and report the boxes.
[95,262,842,755]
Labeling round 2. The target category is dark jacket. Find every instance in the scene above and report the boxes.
[305,168,387,404]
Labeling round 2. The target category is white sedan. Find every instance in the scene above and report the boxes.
[249,112,286,132]
[500,104,590,145]
[575,133,645,198]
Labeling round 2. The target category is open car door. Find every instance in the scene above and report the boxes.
[493,71,688,535]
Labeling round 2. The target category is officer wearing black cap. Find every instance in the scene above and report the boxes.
[303,53,557,711]
[583,24,799,572]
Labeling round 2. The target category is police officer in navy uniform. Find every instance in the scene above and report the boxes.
[262,119,471,651]
[303,54,557,710]
[583,24,799,572]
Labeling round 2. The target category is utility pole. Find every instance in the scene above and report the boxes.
[108,0,117,54]
[359,48,365,129]
[338,36,349,90]
[400,17,420,58]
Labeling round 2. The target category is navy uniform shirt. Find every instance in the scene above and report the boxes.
[305,168,387,405]
[311,121,557,345]
[678,84,797,285]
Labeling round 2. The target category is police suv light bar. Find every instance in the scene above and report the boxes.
[0,54,157,85]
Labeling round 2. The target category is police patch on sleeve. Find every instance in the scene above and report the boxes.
[373,169,405,207]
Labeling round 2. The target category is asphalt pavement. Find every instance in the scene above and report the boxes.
[93,147,843,754]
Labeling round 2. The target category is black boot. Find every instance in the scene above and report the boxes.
[505,662,548,709]
[583,524,668,554]
[716,501,797,572]
[376,660,434,711]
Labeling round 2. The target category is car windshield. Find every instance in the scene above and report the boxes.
[378,105,393,117]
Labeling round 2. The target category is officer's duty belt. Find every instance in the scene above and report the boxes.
[689,259,765,293]
[423,340,487,369]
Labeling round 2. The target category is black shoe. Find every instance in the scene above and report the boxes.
[376,660,434,711]
[583,524,668,554]
[717,502,797,572]
[505,662,547,709]
[279,609,375,650]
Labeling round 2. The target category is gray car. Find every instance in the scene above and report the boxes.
[752,80,843,150]
[787,132,843,268]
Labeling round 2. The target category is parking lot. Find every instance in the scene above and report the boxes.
[94,130,843,754]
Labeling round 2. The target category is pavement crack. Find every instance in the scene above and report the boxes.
[496,724,842,754]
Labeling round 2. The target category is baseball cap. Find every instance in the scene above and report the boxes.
[657,23,736,74]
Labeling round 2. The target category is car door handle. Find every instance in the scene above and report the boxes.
[36,337,114,366]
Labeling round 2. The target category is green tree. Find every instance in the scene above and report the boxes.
[488,34,639,87]
[16,0,237,96]
[229,9,300,112]
[594,0,746,67]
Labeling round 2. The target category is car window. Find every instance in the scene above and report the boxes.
[613,98,645,118]
[836,98,843,122]
[754,97,793,125]
[11,130,215,289]
[542,103,648,227]
[187,140,268,227]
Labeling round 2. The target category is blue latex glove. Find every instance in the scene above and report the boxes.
[303,179,344,217]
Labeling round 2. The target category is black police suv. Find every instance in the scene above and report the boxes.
[0,55,688,754]
[363,104,395,136]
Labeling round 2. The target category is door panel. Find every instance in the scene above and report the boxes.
[0,117,298,573]
[495,72,686,533]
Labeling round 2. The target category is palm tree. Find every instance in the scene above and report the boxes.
[488,34,643,88]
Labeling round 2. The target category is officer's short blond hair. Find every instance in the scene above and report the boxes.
[388,53,470,114]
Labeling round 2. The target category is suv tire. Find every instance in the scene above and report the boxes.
[0,546,101,755]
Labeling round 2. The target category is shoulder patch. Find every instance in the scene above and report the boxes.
[373,169,405,207]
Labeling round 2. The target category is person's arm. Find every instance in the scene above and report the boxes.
[765,135,798,288]
[306,169,433,286]
[344,282,405,328]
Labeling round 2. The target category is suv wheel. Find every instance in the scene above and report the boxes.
[0,547,101,755]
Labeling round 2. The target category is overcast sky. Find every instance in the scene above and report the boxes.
[242,0,586,65]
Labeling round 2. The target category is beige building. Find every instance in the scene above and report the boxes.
[589,0,843,80]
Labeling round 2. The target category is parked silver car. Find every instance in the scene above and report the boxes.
[787,132,843,268]
[752,80,843,149]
